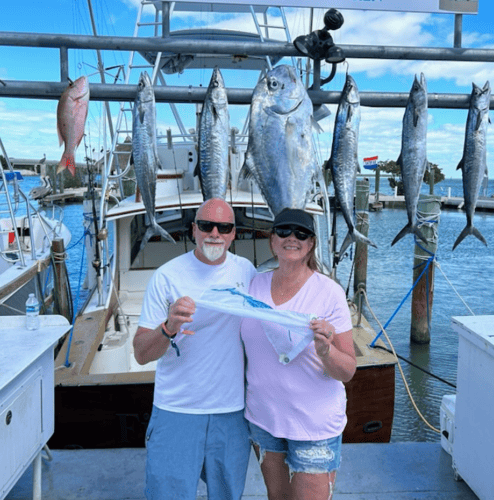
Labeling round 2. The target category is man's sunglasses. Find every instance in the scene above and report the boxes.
[273,225,314,241]
[196,220,235,234]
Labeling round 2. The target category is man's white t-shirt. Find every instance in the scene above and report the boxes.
[139,250,257,414]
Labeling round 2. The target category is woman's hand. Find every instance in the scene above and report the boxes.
[310,318,335,358]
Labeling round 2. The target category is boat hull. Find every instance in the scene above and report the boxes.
[50,361,395,449]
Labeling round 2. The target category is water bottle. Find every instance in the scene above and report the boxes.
[25,293,40,330]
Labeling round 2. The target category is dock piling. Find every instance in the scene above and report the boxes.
[410,194,441,344]
[354,179,370,297]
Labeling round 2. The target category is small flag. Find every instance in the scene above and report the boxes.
[363,156,378,170]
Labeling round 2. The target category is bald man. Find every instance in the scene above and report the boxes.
[134,198,257,500]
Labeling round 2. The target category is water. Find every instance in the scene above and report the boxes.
[18,175,494,443]
[334,199,494,443]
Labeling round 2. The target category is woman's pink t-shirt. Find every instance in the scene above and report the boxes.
[241,271,353,440]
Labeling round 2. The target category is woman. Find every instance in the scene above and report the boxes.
[241,208,356,500]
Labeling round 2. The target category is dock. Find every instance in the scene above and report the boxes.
[368,193,494,212]
[6,443,478,499]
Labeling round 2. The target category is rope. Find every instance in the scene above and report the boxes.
[369,255,434,347]
[435,261,476,316]
[359,288,441,434]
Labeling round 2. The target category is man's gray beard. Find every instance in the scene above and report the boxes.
[201,242,225,262]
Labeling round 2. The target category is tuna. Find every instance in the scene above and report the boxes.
[327,74,377,257]
[195,67,230,200]
[239,64,322,216]
[453,81,490,250]
[392,73,429,246]
[56,76,89,176]
[132,72,175,251]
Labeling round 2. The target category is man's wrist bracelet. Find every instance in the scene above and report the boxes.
[161,322,180,356]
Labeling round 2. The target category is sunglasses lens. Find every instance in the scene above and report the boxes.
[196,220,234,234]
[197,221,214,232]
[275,227,292,238]
[274,226,313,241]
[216,223,234,234]
[294,230,310,241]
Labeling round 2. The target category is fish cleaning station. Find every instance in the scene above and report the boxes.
[1,0,493,499]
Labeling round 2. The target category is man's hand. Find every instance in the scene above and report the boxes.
[167,296,196,335]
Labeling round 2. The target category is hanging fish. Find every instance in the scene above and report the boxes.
[326,74,377,256]
[132,72,175,252]
[195,67,230,201]
[239,64,322,216]
[392,73,429,246]
[56,76,89,176]
[453,81,490,250]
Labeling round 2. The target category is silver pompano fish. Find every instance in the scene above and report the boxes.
[392,73,429,246]
[327,74,377,257]
[195,67,230,200]
[132,72,174,251]
[240,64,321,216]
[57,75,89,176]
[453,81,490,250]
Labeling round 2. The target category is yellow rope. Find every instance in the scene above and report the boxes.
[359,288,440,434]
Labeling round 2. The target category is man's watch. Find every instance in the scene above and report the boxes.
[161,322,180,356]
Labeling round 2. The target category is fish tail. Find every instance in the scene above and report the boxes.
[57,153,76,176]
[354,228,378,249]
[391,223,412,246]
[340,228,378,257]
[452,224,488,251]
[138,224,176,253]
[392,223,428,246]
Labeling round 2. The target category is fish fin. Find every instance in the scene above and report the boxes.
[193,160,201,179]
[57,125,64,147]
[413,108,419,127]
[391,222,412,246]
[339,227,377,257]
[396,153,402,168]
[57,153,76,176]
[357,162,361,174]
[352,228,378,251]
[456,158,464,171]
[338,231,354,257]
[139,223,176,253]
[238,155,255,183]
[475,112,483,131]
[452,224,487,251]
[311,117,323,134]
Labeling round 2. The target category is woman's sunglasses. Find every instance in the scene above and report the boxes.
[273,225,314,241]
[196,220,235,234]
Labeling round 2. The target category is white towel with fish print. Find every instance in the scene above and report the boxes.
[195,287,316,364]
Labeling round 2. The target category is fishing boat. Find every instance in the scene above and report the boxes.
[51,0,396,449]
[0,138,72,319]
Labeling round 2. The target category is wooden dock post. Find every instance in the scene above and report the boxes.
[410,194,441,344]
[51,237,72,322]
[354,179,370,297]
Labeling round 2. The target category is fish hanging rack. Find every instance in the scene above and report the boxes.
[0,24,494,109]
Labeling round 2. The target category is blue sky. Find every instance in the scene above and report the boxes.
[1,0,494,179]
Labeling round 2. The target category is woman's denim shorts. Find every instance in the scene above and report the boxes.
[248,421,342,477]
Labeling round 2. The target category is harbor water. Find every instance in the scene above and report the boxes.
[20,176,494,443]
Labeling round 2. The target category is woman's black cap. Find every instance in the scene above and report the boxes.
[272,208,315,234]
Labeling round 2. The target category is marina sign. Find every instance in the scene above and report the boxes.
[172,0,478,14]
